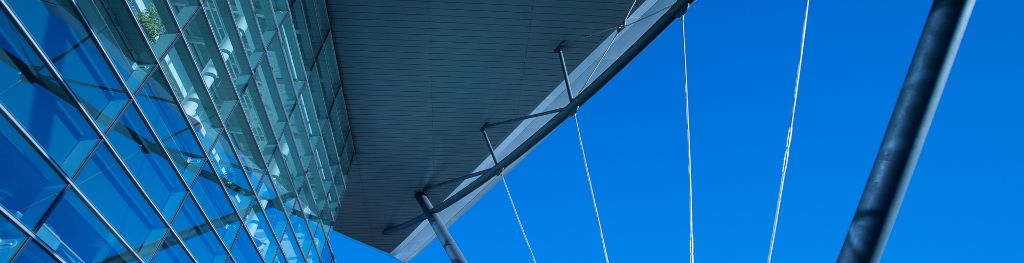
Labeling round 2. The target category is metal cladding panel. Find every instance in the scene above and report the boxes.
[326,0,676,257]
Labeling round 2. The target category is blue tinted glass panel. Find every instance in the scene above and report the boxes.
[229,231,261,263]
[106,107,186,218]
[69,0,155,89]
[149,236,190,263]
[0,214,27,261]
[0,12,99,173]
[208,138,256,215]
[36,193,135,262]
[279,231,300,262]
[190,174,241,242]
[126,0,179,53]
[135,72,206,184]
[74,146,167,258]
[242,209,278,260]
[8,0,131,131]
[12,241,57,263]
[161,41,224,149]
[291,215,312,257]
[0,114,66,228]
[173,198,229,262]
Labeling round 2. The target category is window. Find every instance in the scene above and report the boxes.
[70,0,156,89]
[36,193,136,262]
[135,72,207,185]
[229,230,262,263]
[0,12,99,173]
[202,0,251,85]
[0,114,67,229]
[160,40,224,149]
[148,236,191,262]
[172,198,229,263]
[0,214,27,261]
[106,107,186,218]
[126,0,179,53]
[190,172,241,242]
[11,241,58,263]
[74,145,167,258]
[225,0,265,66]
[8,0,131,131]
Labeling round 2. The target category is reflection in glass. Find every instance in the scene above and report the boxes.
[190,171,241,243]
[0,114,67,229]
[161,41,224,149]
[73,0,156,89]
[229,230,261,263]
[106,107,186,218]
[74,145,167,258]
[11,241,57,263]
[202,0,251,86]
[126,0,179,53]
[148,236,190,262]
[224,0,264,66]
[0,12,99,173]
[0,214,27,261]
[8,0,131,131]
[135,72,207,185]
[36,193,136,262]
[173,198,229,263]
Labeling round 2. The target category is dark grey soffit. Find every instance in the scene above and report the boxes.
[326,0,686,259]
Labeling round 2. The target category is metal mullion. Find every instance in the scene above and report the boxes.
[164,0,205,32]
[143,2,272,261]
[0,205,69,263]
[111,2,256,258]
[52,2,214,260]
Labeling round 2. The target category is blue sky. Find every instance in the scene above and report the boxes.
[333,0,1024,262]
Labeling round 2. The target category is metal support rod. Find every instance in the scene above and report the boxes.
[837,1,974,262]
[383,0,693,235]
[416,193,469,263]
[482,107,566,129]
[555,41,576,101]
[481,128,502,167]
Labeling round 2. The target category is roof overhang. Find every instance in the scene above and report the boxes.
[326,0,690,261]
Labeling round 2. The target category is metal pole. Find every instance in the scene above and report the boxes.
[416,193,469,263]
[555,41,576,101]
[837,1,974,262]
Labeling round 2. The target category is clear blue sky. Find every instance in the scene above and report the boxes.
[333,0,1024,262]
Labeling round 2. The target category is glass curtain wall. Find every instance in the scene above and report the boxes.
[0,0,350,262]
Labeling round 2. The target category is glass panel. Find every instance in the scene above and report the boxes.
[250,0,279,48]
[183,13,239,106]
[135,72,207,185]
[11,241,58,263]
[202,0,251,87]
[8,0,131,131]
[225,0,265,67]
[0,114,66,228]
[279,231,300,263]
[208,137,257,216]
[238,81,278,160]
[266,33,296,114]
[189,169,241,242]
[166,0,200,25]
[36,193,136,263]
[0,214,27,261]
[149,236,190,262]
[0,11,99,173]
[74,146,167,258]
[126,0,179,53]
[172,198,229,263]
[229,230,261,263]
[242,208,278,260]
[254,61,288,140]
[161,41,224,148]
[106,107,186,218]
[74,0,156,89]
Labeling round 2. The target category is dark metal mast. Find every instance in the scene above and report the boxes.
[837,1,974,262]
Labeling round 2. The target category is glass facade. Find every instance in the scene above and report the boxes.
[0,0,350,262]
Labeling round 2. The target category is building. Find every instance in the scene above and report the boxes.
[0,0,689,262]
